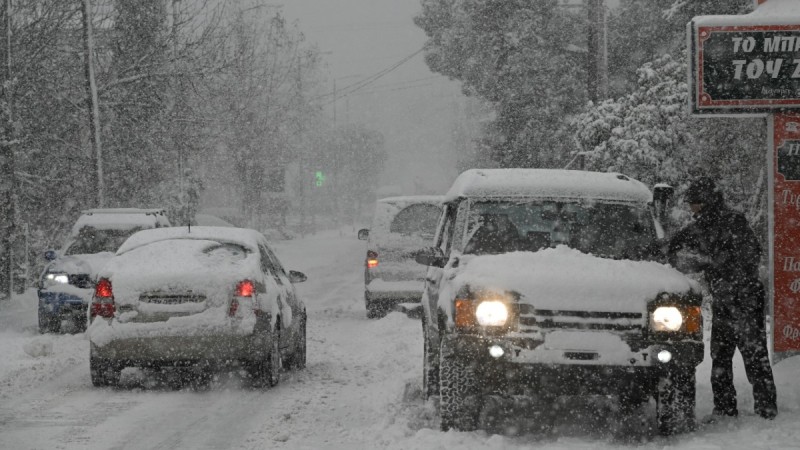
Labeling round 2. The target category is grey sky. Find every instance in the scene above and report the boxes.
[281,0,468,194]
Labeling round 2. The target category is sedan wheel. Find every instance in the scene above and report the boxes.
[249,327,281,388]
[282,314,307,371]
[267,328,282,387]
[90,353,121,387]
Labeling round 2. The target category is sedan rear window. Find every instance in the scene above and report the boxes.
[201,243,249,264]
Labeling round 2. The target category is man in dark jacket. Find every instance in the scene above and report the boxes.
[668,177,777,421]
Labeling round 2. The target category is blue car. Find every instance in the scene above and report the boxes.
[38,208,171,333]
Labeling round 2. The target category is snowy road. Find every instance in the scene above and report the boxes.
[2,231,800,449]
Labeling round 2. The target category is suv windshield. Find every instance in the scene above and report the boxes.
[461,200,656,260]
[65,227,142,255]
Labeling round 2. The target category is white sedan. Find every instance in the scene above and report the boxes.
[87,226,307,387]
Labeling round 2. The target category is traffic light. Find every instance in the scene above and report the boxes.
[315,171,326,187]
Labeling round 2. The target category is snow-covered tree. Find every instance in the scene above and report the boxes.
[415,0,587,168]
[573,53,765,229]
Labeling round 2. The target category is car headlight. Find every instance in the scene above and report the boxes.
[475,301,509,327]
[650,306,683,332]
[43,272,69,287]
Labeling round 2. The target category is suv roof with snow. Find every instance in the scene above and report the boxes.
[443,168,652,203]
[70,208,170,237]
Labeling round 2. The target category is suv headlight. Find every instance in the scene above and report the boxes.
[454,290,517,332]
[650,306,683,332]
[475,301,509,327]
[648,294,703,336]
[42,272,69,287]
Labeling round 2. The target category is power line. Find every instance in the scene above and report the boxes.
[321,47,425,106]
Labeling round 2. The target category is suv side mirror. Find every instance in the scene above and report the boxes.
[288,270,307,283]
[44,249,58,261]
[652,183,675,234]
[415,247,446,268]
[357,229,369,240]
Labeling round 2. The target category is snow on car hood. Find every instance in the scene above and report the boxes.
[443,246,700,314]
[46,252,115,277]
[100,239,262,307]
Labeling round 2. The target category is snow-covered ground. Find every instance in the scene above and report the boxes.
[1,230,800,449]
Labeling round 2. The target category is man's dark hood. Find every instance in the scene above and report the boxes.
[685,177,725,219]
[684,177,722,205]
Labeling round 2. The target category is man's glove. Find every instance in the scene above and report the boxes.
[669,249,711,274]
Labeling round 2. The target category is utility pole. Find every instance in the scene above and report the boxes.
[587,0,608,103]
[81,0,103,207]
[172,0,188,223]
[0,0,14,300]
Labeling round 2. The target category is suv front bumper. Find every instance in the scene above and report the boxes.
[442,333,703,397]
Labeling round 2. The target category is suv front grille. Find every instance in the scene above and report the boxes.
[518,304,645,333]
[139,292,207,305]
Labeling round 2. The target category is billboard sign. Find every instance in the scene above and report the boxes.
[772,112,800,361]
[690,22,800,114]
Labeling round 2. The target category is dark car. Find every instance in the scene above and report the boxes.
[37,208,171,333]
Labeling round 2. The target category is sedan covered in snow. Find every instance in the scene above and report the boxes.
[87,226,307,387]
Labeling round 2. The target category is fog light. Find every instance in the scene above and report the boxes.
[489,345,504,358]
[657,350,673,363]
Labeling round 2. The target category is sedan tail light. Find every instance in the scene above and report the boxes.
[366,250,378,269]
[236,280,254,297]
[91,278,115,319]
[230,280,255,317]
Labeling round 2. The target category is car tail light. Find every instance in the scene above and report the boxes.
[91,278,115,319]
[236,280,254,297]
[366,250,378,269]
[230,280,255,317]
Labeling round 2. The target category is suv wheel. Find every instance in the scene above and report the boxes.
[655,369,696,435]
[422,317,439,399]
[90,352,121,387]
[365,292,388,319]
[439,353,480,431]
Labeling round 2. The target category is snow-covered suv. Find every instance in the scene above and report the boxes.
[415,169,703,435]
[37,208,170,333]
